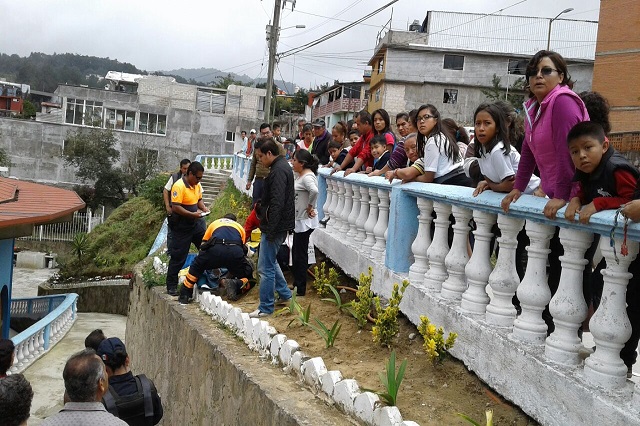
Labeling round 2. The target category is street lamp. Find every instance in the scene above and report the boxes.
[280,24,306,31]
[547,8,573,50]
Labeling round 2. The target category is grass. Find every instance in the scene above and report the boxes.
[208,179,252,224]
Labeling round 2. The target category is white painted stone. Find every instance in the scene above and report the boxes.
[228,307,243,329]
[260,325,278,350]
[219,301,232,319]
[373,405,403,426]
[237,313,250,333]
[333,379,360,414]
[302,357,327,389]
[400,421,420,426]
[409,198,433,285]
[291,350,309,376]
[279,340,300,366]
[201,292,213,314]
[441,205,472,300]
[270,334,287,359]
[320,370,343,398]
[353,391,380,425]
[252,320,268,347]
[424,202,451,291]
[247,318,260,344]
[461,210,496,314]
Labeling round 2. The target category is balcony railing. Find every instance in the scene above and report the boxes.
[10,293,78,374]
[195,155,235,173]
[231,161,640,425]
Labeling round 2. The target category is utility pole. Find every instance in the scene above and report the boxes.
[264,0,283,124]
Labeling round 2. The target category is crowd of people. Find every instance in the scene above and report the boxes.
[0,332,163,425]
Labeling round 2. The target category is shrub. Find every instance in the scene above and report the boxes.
[312,262,339,298]
[417,315,458,364]
[353,267,374,328]
[372,280,409,347]
[139,172,170,210]
[208,180,251,223]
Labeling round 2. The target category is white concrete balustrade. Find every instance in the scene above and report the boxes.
[232,162,640,426]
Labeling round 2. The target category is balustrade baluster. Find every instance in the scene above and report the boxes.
[584,237,639,388]
[346,183,361,241]
[354,186,370,243]
[511,221,555,343]
[409,198,433,285]
[26,335,35,360]
[339,182,354,234]
[322,179,334,223]
[328,179,340,230]
[545,228,593,365]
[486,214,524,327]
[332,181,346,234]
[15,342,25,368]
[441,205,473,300]
[423,202,451,292]
[362,188,379,255]
[461,211,497,313]
[37,330,45,354]
[371,188,390,262]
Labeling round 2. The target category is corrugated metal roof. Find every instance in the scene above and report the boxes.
[0,178,85,229]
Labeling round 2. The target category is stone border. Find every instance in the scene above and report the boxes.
[197,292,419,426]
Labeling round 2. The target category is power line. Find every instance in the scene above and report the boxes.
[280,0,366,39]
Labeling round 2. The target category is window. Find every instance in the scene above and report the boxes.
[335,87,342,99]
[138,112,167,135]
[508,58,528,75]
[135,148,159,165]
[328,91,334,103]
[106,109,136,131]
[443,54,464,70]
[197,88,225,113]
[377,59,384,74]
[226,131,235,142]
[65,99,103,126]
[375,89,380,103]
[443,89,458,104]
[257,96,266,112]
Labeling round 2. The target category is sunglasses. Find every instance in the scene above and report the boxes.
[527,67,559,78]
[417,114,436,123]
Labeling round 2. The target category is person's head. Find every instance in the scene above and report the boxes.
[249,129,257,139]
[84,329,106,352]
[474,103,511,155]
[348,130,360,147]
[331,121,348,144]
[526,50,572,102]
[297,118,306,131]
[396,112,411,138]
[493,100,523,147]
[355,110,372,135]
[414,104,460,161]
[579,91,611,135]
[256,137,281,167]
[328,140,343,161]
[408,109,419,132]
[63,349,109,402]
[186,161,204,186]
[369,135,387,159]
[241,130,247,138]
[97,337,129,376]
[372,109,391,134]
[0,339,15,376]
[292,149,319,175]
[0,373,33,426]
[403,133,419,163]
[259,122,272,138]
[272,123,281,137]
[312,119,326,138]
[223,213,237,221]
[302,124,314,143]
[567,121,608,174]
[179,159,191,176]
[442,118,469,145]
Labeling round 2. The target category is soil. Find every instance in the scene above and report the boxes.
[229,254,538,426]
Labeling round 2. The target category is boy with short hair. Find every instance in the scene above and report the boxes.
[328,140,353,170]
[347,130,359,149]
[365,135,390,173]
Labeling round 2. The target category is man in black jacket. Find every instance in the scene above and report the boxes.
[310,118,331,165]
[249,138,294,318]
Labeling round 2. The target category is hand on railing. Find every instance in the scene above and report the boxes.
[622,200,640,222]
[501,189,521,213]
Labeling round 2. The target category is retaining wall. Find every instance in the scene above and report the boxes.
[38,280,129,316]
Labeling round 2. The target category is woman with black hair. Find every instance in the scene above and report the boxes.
[371,108,397,150]
[291,149,320,296]
[0,339,15,378]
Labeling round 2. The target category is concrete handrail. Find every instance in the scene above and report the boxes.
[195,154,235,171]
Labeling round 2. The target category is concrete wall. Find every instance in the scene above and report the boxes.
[38,280,129,316]
[125,274,353,426]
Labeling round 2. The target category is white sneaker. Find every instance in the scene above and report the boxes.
[249,309,270,318]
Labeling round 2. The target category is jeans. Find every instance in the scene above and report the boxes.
[258,231,292,314]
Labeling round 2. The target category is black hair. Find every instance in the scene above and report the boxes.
[223,213,237,221]
[179,158,191,167]
[442,118,469,145]
[473,103,512,157]
[241,130,247,135]
[302,124,313,134]
[328,140,343,151]
[493,100,524,150]
[259,122,271,131]
[370,134,387,147]
[272,122,281,130]
[356,110,372,126]
[372,108,392,134]
[257,138,280,156]
[348,129,360,138]
[84,329,106,351]
[0,339,15,375]
[408,109,418,124]
[294,149,320,175]
[63,349,105,402]
[567,121,606,145]
[187,161,204,175]
[579,91,611,135]
[525,50,573,97]
[413,104,461,162]
[396,112,410,123]
[0,373,33,426]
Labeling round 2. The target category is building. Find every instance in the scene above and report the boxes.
[0,81,29,117]
[368,30,594,126]
[591,0,640,156]
[0,73,266,184]
[311,81,369,128]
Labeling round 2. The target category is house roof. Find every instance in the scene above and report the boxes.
[0,178,85,239]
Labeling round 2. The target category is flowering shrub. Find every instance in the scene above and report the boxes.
[372,280,408,347]
[417,315,457,364]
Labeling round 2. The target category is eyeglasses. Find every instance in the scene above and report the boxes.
[195,175,203,181]
[527,67,559,78]
[417,114,435,123]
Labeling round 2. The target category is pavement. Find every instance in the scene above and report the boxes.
[10,267,128,425]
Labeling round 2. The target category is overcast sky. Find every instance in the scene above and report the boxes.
[0,0,600,89]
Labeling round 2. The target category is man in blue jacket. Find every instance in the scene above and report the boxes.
[249,138,294,318]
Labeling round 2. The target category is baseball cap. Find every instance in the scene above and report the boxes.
[250,129,256,134]
[97,337,127,361]
[312,119,325,127]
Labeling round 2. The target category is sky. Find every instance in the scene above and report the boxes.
[0,0,600,90]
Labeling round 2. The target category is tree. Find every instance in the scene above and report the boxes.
[0,146,10,168]
[290,88,308,114]
[21,99,36,118]
[481,74,527,112]
[120,133,166,196]
[213,73,245,89]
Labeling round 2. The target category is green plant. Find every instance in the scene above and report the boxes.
[321,284,354,315]
[372,280,409,347]
[289,303,312,328]
[208,180,252,223]
[313,262,340,297]
[353,267,374,328]
[71,232,90,262]
[417,315,458,364]
[458,410,493,426]
[363,350,407,406]
[142,262,166,288]
[309,318,342,348]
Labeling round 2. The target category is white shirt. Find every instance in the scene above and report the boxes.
[423,133,462,178]
[477,141,540,194]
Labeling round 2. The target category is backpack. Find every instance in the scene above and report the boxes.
[102,374,155,426]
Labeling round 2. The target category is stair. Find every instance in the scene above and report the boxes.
[200,170,231,207]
